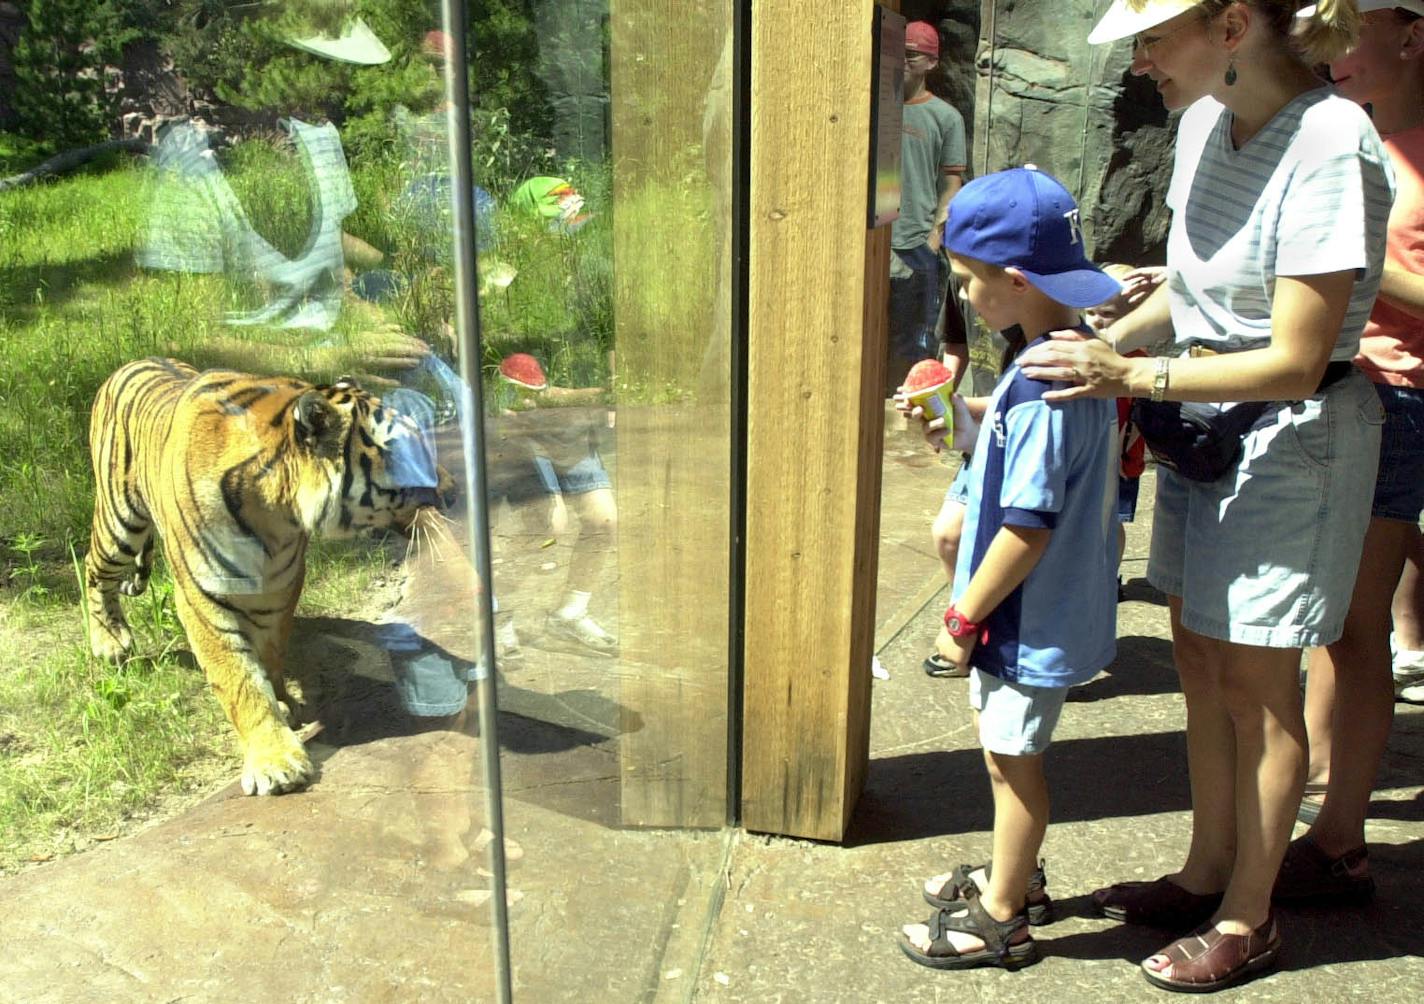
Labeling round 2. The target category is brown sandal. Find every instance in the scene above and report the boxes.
[1141,915,1281,992]
[923,859,1054,925]
[1272,835,1374,906]
[1092,875,1222,931]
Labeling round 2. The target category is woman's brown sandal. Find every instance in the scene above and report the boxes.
[897,895,1038,971]
[1272,835,1374,906]
[1092,875,1222,931]
[1141,914,1281,993]
[923,859,1054,925]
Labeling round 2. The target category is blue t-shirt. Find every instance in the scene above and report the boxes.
[952,335,1118,688]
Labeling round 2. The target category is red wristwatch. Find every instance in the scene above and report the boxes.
[943,604,981,639]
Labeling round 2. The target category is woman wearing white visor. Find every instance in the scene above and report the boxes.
[1017,0,1392,992]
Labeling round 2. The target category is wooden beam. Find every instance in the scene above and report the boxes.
[741,0,887,841]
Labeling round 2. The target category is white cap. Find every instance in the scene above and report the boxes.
[1087,0,1203,44]
[1299,0,1424,14]
[287,16,391,66]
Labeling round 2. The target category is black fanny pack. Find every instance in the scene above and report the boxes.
[1131,360,1354,483]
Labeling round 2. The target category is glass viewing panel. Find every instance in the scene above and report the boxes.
[0,0,733,998]
[481,0,735,995]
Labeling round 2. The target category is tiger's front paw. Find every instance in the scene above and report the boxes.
[240,727,315,796]
[90,620,133,662]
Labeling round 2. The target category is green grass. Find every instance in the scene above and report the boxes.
[0,562,234,874]
[0,133,53,175]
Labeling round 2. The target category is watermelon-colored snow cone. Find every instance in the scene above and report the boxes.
[903,358,954,393]
[498,353,548,391]
[901,358,955,441]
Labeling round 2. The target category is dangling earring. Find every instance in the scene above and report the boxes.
[1224,55,1238,86]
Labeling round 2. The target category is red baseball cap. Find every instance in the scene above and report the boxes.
[422,30,452,59]
[906,21,939,58]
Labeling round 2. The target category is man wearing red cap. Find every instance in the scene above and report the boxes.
[888,20,968,397]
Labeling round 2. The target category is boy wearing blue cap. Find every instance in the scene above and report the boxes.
[899,166,1122,971]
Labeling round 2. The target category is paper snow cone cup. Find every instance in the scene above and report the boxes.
[904,380,955,444]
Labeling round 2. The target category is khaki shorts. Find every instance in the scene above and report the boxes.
[969,669,1070,757]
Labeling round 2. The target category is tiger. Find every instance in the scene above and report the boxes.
[84,357,453,796]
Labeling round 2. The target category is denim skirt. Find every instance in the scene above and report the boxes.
[1147,371,1383,648]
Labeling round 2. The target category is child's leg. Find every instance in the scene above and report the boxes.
[902,751,1047,957]
[980,750,1050,921]
[904,676,1064,957]
[968,674,1065,924]
[1393,526,1424,652]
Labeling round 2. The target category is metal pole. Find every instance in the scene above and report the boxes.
[439,1,514,999]
[725,0,751,828]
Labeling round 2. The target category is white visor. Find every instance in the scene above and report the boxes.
[1087,0,1204,44]
[1299,0,1424,14]
[287,16,392,66]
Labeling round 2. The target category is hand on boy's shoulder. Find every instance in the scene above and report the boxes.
[1017,329,1130,401]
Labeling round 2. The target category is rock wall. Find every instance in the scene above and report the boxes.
[973,0,1173,265]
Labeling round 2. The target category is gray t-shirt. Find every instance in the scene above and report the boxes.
[892,94,967,250]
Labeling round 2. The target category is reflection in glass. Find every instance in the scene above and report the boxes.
[0,0,736,997]
[0,3,503,997]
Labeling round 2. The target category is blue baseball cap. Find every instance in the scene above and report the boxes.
[943,166,1122,309]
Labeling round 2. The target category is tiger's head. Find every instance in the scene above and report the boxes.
[288,377,456,536]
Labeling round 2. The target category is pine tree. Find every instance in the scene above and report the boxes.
[11,0,126,149]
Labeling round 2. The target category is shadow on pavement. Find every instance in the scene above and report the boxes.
[845,728,1193,847]
[1119,575,1168,606]
[289,613,634,747]
[1069,635,1179,701]
[1037,833,1424,970]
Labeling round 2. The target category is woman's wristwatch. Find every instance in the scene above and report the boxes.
[1150,356,1171,402]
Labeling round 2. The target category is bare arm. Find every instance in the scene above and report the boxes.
[936,168,964,224]
[1376,264,1424,321]
[1018,271,1356,403]
[926,168,964,252]
[937,523,1052,665]
[954,524,1052,622]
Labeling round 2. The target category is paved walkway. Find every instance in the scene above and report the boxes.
[1,417,1420,1002]
[695,436,1424,1001]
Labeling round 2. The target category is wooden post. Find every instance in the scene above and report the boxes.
[740,0,888,841]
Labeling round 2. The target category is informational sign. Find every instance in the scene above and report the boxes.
[867,5,905,229]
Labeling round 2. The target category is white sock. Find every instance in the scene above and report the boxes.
[556,590,592,620]
[1394,647,1424,675]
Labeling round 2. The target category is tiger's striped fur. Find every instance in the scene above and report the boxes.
[85,358,450,795]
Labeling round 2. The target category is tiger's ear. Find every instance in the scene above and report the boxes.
[292,391,344,458]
